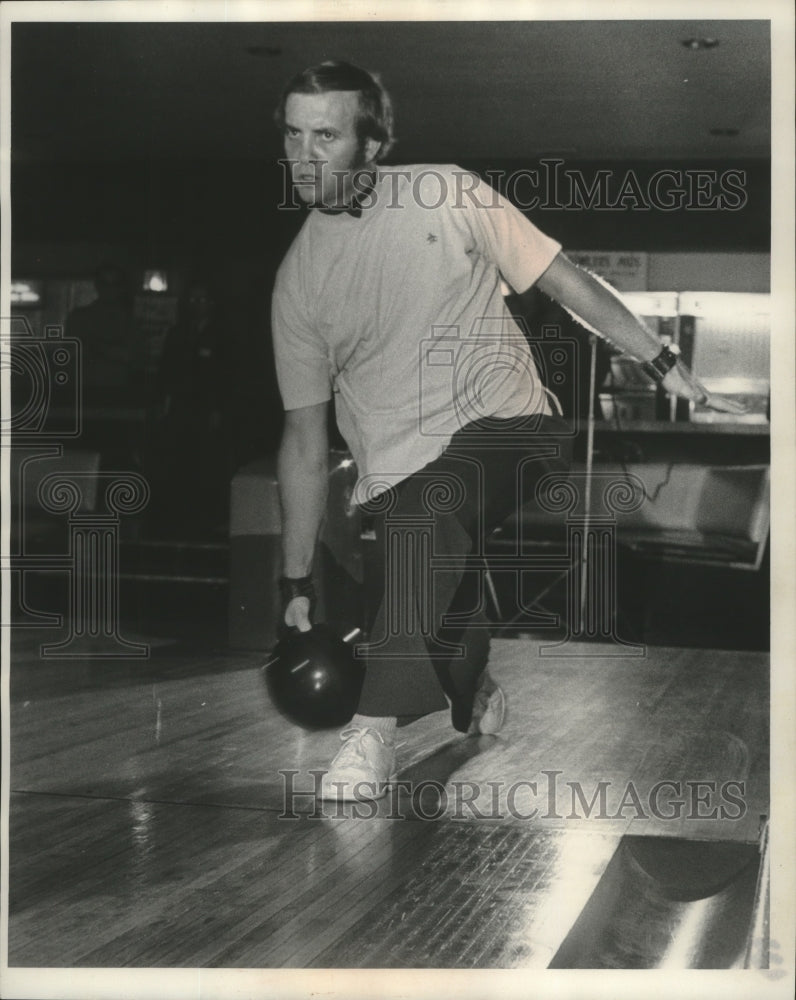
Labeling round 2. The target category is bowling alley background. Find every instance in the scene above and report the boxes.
[8,20,771,651]
[2,9,789,986]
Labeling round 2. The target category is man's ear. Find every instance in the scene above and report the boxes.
[364,136,382,163]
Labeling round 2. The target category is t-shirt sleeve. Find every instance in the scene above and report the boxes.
[455,169,562,295]
[271,264,332,411]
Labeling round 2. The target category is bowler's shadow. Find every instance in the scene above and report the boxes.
[388,733,502,821]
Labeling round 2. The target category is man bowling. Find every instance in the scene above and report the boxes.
[270,61,740,800]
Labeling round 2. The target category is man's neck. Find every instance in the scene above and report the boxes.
[318,167,377,215]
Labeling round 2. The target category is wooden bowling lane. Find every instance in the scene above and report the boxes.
[304,825,621,969]
[10,633,768,837]
[9,631,456,811]
[6,631,769,968]
[428,639,769,843]
[8,790,620,968]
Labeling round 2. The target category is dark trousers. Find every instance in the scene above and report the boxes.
[357,415,572,728]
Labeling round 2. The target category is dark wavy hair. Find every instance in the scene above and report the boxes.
[274,60,395,161]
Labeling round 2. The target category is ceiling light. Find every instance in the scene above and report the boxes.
[681,38,720,51]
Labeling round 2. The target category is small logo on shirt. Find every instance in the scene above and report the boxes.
[426,233,438,244]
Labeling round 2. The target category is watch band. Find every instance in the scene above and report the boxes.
[642,344,680,384]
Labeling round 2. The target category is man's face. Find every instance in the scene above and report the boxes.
[283,90,379,207]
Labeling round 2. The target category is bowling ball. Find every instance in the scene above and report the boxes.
[263,624,365,730]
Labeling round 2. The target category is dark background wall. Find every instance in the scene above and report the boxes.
[13,157,770,257]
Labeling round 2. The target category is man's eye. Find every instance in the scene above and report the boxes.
[321,131,335,141]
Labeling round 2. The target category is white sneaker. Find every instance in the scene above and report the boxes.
[468,673,506,736]
[318,727,397,801]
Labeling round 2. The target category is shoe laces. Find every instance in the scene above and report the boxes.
[472,689,490,717]
[334,726,384,767]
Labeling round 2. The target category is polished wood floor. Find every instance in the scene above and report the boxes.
[6,628,768,969]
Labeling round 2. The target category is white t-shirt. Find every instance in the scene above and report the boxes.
[272,165,562,501]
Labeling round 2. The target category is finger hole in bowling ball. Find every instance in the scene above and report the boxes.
[263,623,365,730]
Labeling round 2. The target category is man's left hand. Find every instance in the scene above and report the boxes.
[662,362,748,415]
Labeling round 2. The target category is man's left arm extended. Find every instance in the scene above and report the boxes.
[535,253,745,413]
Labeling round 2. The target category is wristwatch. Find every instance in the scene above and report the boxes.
[642,343,680,384]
